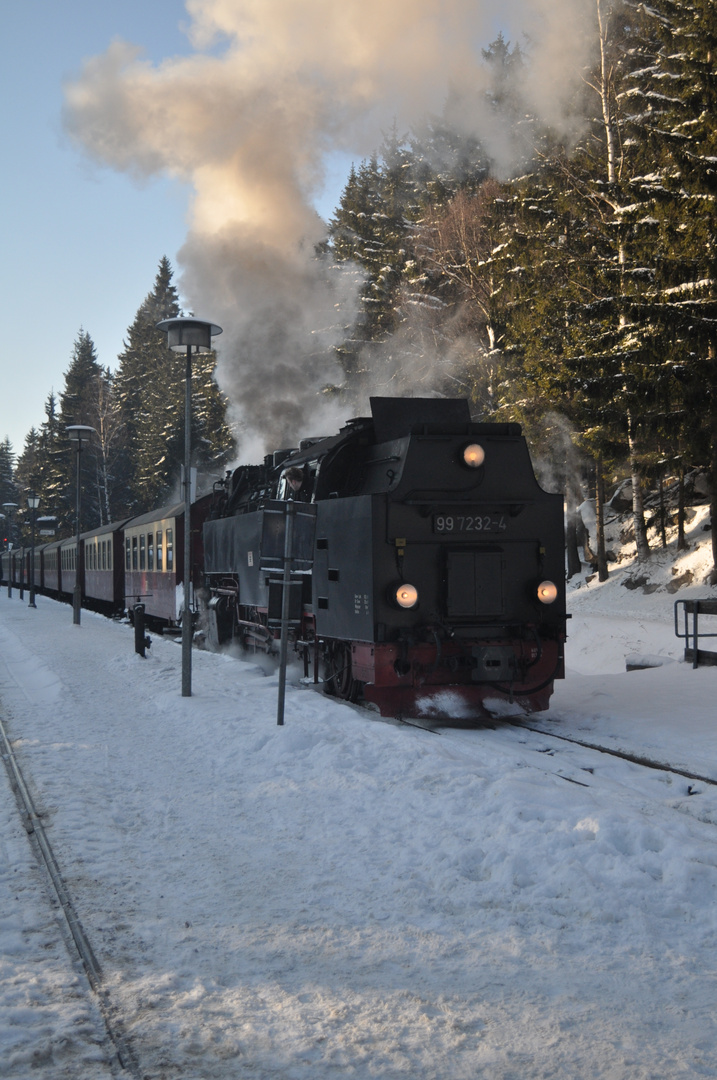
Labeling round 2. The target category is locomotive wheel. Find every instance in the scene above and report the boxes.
[324,641,362,703]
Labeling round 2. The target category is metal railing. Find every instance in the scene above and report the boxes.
[674,599,717,668]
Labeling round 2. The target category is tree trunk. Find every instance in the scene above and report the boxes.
[659,475,667,548]
[677,463,687,551]
[628,413,651,561]
[564,464,581,578]
[596,0,617,185]
[596,453,608,581]
[710,408,717,584]
[566,510,582,579]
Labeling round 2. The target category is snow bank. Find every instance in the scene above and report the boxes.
[0,504,716,1078]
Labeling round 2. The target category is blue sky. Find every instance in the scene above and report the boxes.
[1,0,540,466]
[0,0,347,460]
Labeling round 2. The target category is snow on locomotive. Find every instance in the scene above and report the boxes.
[203,397,567,721]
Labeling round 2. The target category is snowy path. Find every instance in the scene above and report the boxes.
[1,592,717,1078]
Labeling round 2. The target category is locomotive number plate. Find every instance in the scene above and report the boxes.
[434,513,507,534]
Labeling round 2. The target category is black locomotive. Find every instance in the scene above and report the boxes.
[203,397,567,721]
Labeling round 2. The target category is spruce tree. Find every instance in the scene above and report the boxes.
[58,329,108,530]
[493,1,668,562]
[630,0,717,575]
[115,257,234,513]
[30,393,73,534]
[0,437,17,511]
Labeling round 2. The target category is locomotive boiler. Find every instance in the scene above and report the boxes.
[203,397,567,721]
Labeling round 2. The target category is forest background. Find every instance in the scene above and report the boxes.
[1,0,715,579]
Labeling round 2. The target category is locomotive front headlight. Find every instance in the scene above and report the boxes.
[462,443,485,468]
[537,580,558,604]
[395,583,419,609]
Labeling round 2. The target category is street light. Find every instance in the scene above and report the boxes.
[27,492,40,609]
[66,425,96,625]
[2,503,18,598]
[156,317,222,697]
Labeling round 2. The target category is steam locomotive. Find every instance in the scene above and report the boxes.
[203,397,567,720]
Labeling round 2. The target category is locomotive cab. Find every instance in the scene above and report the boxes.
[310,399,566,718]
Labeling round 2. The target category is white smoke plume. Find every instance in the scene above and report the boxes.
[63,0,594,454]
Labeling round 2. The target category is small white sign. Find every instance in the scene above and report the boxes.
[248,551,254,566]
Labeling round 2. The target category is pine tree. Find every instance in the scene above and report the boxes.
[57,329,107,529]
[329,125,491,394]
[492,1,670,562]
[59,329,102,427]
[27,393,73,534]
[628,0,717,575]
[0,437,16,502]
[91,366,124,525]
[114,256,182,511]
[115,257,234,513]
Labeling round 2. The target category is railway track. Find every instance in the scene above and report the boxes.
[391,708,717,788]
[0,711,141,1079]
[382,706,717,831]
[509,719,717,789]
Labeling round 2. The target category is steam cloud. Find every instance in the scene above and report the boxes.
[64,0,593,455]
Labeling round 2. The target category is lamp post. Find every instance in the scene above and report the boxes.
[27,492,40,608]
[66,426,96,625]
[156,317,222,697]
[2,503,18,597]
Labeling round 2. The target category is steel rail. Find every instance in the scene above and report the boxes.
[510,720,717,789]
[0,712,141,1077]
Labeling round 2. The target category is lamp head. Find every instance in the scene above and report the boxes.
[66,425,97,443]
[156,317,222,353]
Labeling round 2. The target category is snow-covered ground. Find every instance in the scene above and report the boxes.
[1,505,717,1079]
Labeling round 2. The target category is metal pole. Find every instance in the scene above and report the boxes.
[182,344,192,697]
[29,505,37,608]
[73,438,82,625]
[3,505,18,598]
[277,502,295,726]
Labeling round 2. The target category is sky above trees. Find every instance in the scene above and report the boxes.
[2,0,581,459]
[1,0,350,458]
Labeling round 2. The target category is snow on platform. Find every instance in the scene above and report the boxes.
[1,557,717,1078]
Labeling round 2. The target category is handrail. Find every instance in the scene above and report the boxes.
[674,599,717,668]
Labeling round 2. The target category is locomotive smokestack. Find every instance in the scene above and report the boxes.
[63,0,593,452]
